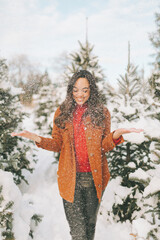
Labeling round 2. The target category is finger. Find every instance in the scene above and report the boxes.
[129,128,144,133]
[133,128,144,132]
[139,129,144,131]
[11,132,25,137]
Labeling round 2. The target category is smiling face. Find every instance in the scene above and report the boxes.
[72,77,90,105]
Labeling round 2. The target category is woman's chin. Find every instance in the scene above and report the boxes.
[76,101,85,105]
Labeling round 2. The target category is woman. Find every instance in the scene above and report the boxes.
[11,70,143,240]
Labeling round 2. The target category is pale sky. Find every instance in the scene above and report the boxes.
[0,0,159,85]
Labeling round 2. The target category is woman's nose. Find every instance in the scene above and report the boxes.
[77,90,83,97]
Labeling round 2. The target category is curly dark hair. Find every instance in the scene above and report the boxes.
[54,70,107,129]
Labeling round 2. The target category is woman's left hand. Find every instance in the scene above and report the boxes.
[113,128,144,140]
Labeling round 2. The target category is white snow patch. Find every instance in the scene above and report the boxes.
[0,170,34,240]
[143,176,160,197]
[132,218,154,239]
[127,162,136,169]
[129,169,150,183]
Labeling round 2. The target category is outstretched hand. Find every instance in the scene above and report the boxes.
[113,128,144,140]
[11,130,41,143]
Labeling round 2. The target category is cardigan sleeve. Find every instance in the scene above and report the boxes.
[102,108,124,153]
[35,107,63,152]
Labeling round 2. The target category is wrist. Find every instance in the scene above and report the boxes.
[113,130,122,140]
[34,135,41,143]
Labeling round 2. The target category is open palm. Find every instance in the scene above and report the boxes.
[11,131,41,142]
[113,128,144,140]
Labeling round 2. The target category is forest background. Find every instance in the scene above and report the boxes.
[0,0,160,239]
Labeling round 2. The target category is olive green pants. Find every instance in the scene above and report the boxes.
[63,172,100,240]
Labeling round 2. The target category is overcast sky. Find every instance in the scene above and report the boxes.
[0,0,159,85]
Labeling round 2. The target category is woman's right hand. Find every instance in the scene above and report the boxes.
[11,130,41,143]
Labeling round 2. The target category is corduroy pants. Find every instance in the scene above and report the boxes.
[63,172,100,240]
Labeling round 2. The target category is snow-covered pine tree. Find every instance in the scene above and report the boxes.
[0,169,43,240]
[129,167,160,239]
[130,11,160,239]
[63,37,107,104]
[149,11,160,70]
[64,40,105,80]
[148,10,160,163]
[0,59,40,239]
[106,43,154,222]
[33,71,62,162]
[0,58,36,184]
[0,185,14,240]
[33,71,59,136]
[116,15,160,238]
[149,12,160,232]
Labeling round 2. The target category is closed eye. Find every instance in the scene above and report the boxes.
[73,89,78,92]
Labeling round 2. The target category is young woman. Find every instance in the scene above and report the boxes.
[11,70,143,240]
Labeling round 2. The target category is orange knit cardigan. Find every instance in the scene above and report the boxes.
[36,107,124,203]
